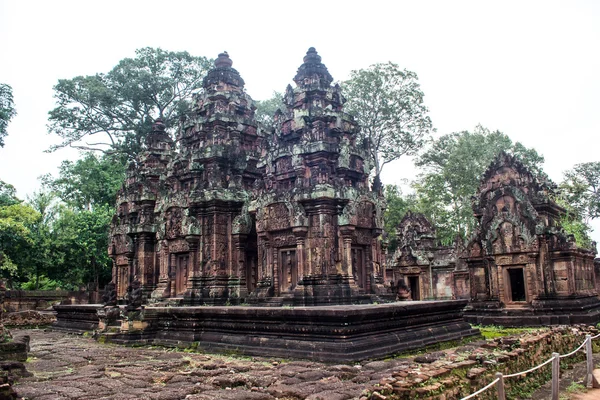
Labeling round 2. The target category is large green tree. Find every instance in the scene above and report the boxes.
[48,47,212,158]
[343,62,434,180]
[413,126,545,244]
[0,202,39,283]
[42,153,126,211]
[0,83,17,148]
[560,162,600,224]
[38,154,125,289]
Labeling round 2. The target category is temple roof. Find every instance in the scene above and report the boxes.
[293,47,334,88]
[203,51,245,88]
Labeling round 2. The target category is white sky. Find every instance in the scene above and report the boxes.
[0,0,599,240]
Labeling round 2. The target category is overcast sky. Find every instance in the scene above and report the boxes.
[1,0,599,239]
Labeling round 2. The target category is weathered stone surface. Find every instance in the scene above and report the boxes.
[105,48,385,308]
[98,301,478,362]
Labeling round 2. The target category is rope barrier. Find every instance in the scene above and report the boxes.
[460,378,500,400]
[559,339,587,359]
[459,331,600,400]
[503,356,554,378]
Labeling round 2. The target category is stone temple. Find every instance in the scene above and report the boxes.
[55,48,478,361]
[54,48,599,361]
[390,152,600,325]
[107,48,386,306]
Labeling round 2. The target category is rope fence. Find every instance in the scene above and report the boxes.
[459,332,600,400]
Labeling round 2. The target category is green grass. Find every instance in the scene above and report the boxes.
[566,381,586,394]
[473,324,544,339]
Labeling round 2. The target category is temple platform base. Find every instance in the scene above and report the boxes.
[464,295,600,326]
[94,300,478,362]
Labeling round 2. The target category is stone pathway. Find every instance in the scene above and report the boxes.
[14,328,395,400]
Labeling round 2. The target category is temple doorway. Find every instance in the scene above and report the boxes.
[352,247,366,290]
[408,276,420,300]
[279,249,297,293]
[175,254,189,295]
[507,268,526,302]
[245,218,258,293]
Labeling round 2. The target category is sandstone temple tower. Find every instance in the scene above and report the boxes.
[108,49,385,306]
[463,152,600,325]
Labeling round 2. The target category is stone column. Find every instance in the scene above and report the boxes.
[185,236,199,290]
[293,227,308,280]
[339,226,355,283]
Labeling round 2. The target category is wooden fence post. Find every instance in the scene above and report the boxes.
[585,335,594,388]
[495,372,506,400]
[552,352,560,400]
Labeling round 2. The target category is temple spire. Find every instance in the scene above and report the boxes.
[293,47,333,88]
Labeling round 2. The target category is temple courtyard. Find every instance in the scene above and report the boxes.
[11,326,600,400]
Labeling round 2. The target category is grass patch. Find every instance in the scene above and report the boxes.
[473,324,545,339]
[566,381,587,394]
[388,334,481,359]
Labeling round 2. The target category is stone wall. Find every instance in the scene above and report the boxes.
[366,325,597,400]
[3,290,92,312]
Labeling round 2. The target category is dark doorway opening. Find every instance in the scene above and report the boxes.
[408,276,420,300]
[508,268,526,302]
[278,249,297,294]
[245,215,258,293]
[352,248,366,290]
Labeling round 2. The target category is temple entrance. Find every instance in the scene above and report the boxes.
[245,251,257,292]
[352,247,366,290]
[507,268,526,302]
[279,249,297,294]
[245,217,258,293]
[175,254,189,295]
[408,276,420,300]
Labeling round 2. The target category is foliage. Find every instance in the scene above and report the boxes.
[49,205,113,289]
[48,47,212,158]
[0,202,40,282]
[383,184,416,251]
[0,83,17,148]
[555,197,592,248]
[42,153,126,211]
[413,126,545,244]
[254,91,284,132]
[560,162,600,224]
[343,62,434,179]
[0,180,20,206]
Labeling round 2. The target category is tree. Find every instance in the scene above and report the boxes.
[413,126,545,244]
[0,180,19,206]
[343,62,434,180]
[42,153,126,211]
[0,83,17,148]
[39,154,125,289]
[48,47,212,158]
[50,205,113,290]
[560,162,600,224]
[383,184,416,251]
[0,202,39,283]
[254,91,284,132]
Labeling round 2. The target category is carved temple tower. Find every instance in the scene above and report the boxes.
[463,152,600,325]
[249,48,385,305]
[109,118,173,299]
[108,49,385,307]
[151,52,263,304]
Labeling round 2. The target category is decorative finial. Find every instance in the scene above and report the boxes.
[152,118,166,132]
[303,47,321,64]
[215,52,233,68]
